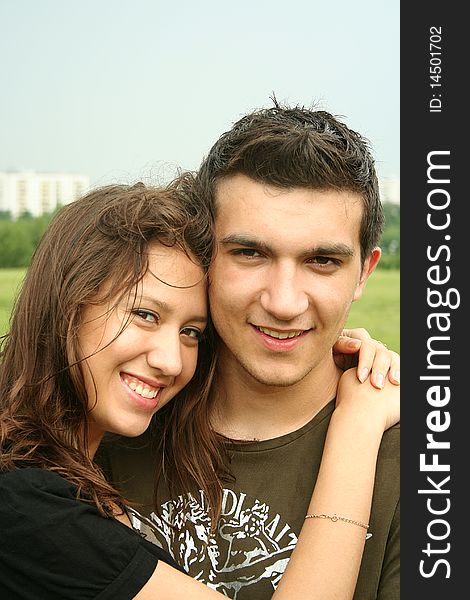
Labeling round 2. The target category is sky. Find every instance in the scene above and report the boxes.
[0,0,399,188]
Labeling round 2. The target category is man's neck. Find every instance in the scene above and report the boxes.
[210,353,342,442]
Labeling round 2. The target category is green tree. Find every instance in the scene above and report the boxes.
[378,202,400,269]
[0,212,55,267]
[0,221,35,267]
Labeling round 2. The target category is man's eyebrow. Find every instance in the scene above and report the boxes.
[307,243,355,257]
[220,235,355,258]
[136,296,208,324]
[219,235,270,252]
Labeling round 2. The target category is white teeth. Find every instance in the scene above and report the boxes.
[124,378,158,399]
[257,326,303,339]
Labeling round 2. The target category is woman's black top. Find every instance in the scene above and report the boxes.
[0,468,184,599]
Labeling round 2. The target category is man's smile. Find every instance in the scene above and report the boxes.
[253,325,308,340]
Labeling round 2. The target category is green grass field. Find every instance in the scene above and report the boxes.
[0,269,26,339]
[0,268,400,352]
[345,269,400,353]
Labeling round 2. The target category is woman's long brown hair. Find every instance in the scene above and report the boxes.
[0,174,226,520]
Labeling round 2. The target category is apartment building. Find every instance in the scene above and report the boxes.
[0,171,90,219]
[379,178,400,204]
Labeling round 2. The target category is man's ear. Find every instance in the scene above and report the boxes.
[353,247,382,301]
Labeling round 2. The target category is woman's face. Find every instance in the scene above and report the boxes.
[78,242,208,456]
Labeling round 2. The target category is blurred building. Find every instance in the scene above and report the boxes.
[0,171,90,219]
[379,178,400,204]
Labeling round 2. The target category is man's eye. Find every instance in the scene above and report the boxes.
[133,310,158,323]
[232,249,262,259]
[314,256,331,264]
[308,256,340,266]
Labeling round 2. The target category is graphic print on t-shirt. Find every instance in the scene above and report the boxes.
[129,488,298,598]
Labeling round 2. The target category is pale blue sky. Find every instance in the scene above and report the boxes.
[0,0,399,187]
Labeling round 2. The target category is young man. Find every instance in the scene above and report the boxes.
[99,103,399,600]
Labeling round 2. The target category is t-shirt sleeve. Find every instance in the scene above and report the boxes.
[0,469,173,600]
[377,500,400,600]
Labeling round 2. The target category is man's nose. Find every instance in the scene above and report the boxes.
[259,263,309,321]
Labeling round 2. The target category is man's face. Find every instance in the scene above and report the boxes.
[208,173,380,388]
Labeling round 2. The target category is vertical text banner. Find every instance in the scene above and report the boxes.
[401,2,464,597]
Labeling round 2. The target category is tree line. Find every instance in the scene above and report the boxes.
[379,202,400,269]
[0,203,400,269]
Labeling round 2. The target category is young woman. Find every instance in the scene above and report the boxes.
[0,177,399,599]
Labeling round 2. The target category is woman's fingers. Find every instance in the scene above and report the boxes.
[333,328,400,388]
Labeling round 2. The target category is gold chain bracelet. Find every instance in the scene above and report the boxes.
[305,513,369,530]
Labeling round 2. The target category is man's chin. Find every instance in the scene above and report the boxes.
[246,367,311,389]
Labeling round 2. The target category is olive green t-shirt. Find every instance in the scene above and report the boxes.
[98,400,400,600]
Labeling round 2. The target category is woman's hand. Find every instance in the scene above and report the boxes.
[335,367,400,432]
[332,327,400,389]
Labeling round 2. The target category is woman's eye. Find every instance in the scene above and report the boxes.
[133,310,158,323]
[181,327,202,341]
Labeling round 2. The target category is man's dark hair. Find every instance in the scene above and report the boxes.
[197,99,384,263]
